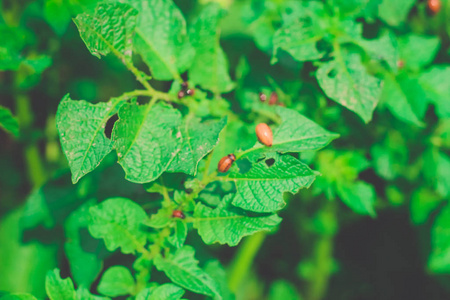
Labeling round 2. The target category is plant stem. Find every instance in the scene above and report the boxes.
[227,231,267,292]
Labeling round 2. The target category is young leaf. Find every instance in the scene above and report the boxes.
[136,284,185,300]
[56,95,124,184]
[73,2,138,61]
[130,0,194,80]
[398,34,440,71]
[378,0,415,26]
[419,65,450,118]
[0,105,19,138]
[168,220,188,249]
[45,269,76,300]
[241,106,338,159]
[167,117,227,175]
[76,287,110,300]
[97,266,135,297]
[230,155,317,213]
[336,181,376,217]
[189,3,234,94]
[193,195,281,246]
[316,52,383,123]
[64,201,103,288]
[154,246,221,298]
[113,102,182,183]
[272,16,325,64]
[88,198,148,254]
[0,294,37,300]
[428,203,450,273]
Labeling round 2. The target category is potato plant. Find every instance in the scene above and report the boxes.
[0,0,450,299]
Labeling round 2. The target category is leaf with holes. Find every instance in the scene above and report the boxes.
[56,94,125,184]
[193,195,281,246]
[167,117,226,175]
[113,101,182,183]
[230,155,317,213]
[129,0,194,80]
[189,3,234,94]
[316,52,383,123]
[73,2,137,61]
[154,246,221,299]
[88,198,148,254]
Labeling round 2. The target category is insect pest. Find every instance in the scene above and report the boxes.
[255,123,273,147]
[218,154,236,173]
[172,210,186,219]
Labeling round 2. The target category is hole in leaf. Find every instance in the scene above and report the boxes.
[327,69,337,78]
[265,158,275,167]
[104,114,118,139]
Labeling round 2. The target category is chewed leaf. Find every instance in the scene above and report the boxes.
[167,117,227,175]
[230,155,317,213]
[45,269,76,300]
[193,195,281,246]
[316,52,383,123]
[113,101,182,183]
[56,94,125,184]
[74,2,138,61]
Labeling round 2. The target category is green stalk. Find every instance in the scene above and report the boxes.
[227,231,267,292]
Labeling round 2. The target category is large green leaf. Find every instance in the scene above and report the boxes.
[113,102,182,183]
[316,52,383,123]
[240,106,338,159]
[73,2,138,61]
[167,117,226,175]
[193,195,281,246]
[88,198,148,254]
[97,266,135,297]
[378,0,415,26]
[45,269,76,300]
[189,3,234,94]
[154,246,221,298]
[56,95,124,184]
[0,106,19,138]
[136,284,185,300]
[64,201,103,288]
[129,0,194,80]
[419,65,450,118]
[428,203,450,273]
[357,32,398,71]
[272,16,325,64]
[230,155,317,213]
[398,34,440,71]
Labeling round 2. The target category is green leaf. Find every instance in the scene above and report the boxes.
[154,246,221,298]
[380,74,424,126]
[336,181,376,217]
[97,266,135,297]
[230,155,317,213]
[424,151,450,198]
[269,280,302,300]
[17,55,53,90]
[0,294,37,300]
[168,220,188,249]
[241,106,338,159]
[410,188,443,225]
[64,201,103,288]
[113,101,182,183]
[189,3,234,94]
[419,65,450,118]
[316,51,383,123]
[136,284,185,300]
[357,32,398,71]
[44,0,72,35]
[45,269,76,300]
[76,287,110,300]
[88,198,148,254]
[428,203,450,273]
[167,117,227,175]
[0,25,28,71]
[203,261,234,300]
[193,195,281,246]
[56,94,124,184]
[378,0,415,26]
[398,34,440,71]
[129,0,194,80]
[0,106,19,138]
[73,2,138,61]
[272,16,325,64]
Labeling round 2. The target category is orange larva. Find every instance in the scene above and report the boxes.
[186,88,195,96]
[218,154,236,173]
[172,210,186,219]
[268,92,278,105]
[255,123,273,147]
[428,0,441,14]
[259,92,267,102]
